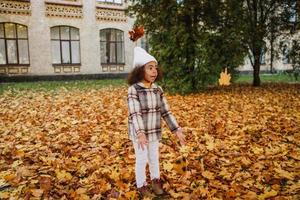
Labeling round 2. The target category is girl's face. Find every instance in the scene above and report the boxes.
[144,61,158,83]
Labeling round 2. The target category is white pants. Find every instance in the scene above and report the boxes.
[133,140,160,188]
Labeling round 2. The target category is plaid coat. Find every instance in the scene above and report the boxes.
[127,82,180,142]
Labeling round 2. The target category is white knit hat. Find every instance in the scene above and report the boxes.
[133,47,157,68]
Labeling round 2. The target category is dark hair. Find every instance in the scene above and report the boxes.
[127,65,163,85]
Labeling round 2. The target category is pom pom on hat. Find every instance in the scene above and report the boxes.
[133,47,157,68]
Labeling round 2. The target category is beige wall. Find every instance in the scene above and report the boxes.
[238,32,299,72]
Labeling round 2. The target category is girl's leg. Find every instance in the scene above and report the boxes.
[133,141,148,188]
[147,140,160,180]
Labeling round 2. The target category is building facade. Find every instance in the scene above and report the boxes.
[0,0,141,77]
[0,0,298,79]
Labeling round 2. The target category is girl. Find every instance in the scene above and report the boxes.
[127,47,185,197]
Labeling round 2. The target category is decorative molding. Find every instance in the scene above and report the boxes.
[0,66,29,74]
[53,65,81,73]
[101,65,125,72]
[96,7,127,22]
[0,0,31,16]
[45,0,82,7]
[45,2,83,19]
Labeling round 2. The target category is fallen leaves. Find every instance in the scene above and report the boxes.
[0,83,299,199]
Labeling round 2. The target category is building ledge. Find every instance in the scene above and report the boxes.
[45,0,83,7]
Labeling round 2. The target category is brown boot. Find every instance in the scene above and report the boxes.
[151,179,164,195]
[137,185,153,198]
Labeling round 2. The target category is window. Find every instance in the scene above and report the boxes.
[100,29,124,64]
[288,1,297,23]
[282,44,290,64]
[0,23,29,65]
[50,26,80,64]
[140,37,149,52]
[260,48,266,65]
[97,0,122,4]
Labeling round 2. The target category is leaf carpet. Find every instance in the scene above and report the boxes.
[0,84,299,199]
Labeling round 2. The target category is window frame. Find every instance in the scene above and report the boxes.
[96,0,122,5]
[0,22,30,66]
[100,28,125,65]
[50,26,81,65]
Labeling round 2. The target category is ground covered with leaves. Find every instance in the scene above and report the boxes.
[0,83,299,199]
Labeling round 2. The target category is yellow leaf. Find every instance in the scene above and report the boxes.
[76,188,87,194]
[169,190,181,198]
[163,162,173,171]
[258,190,278,200]
[274,168,294,180]
[218,68,231,86]
[201,171,215,180]
[124,191,137,199]
[31,189,44,197]
[55,170,73,181]
[0,192,10,198]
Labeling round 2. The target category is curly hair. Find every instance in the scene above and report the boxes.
[127,65,163,86]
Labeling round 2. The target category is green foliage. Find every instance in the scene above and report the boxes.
[0,79,126,95]
[288,39,300,80]
[128,0,246,94]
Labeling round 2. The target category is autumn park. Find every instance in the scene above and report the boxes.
[1,0,300,200]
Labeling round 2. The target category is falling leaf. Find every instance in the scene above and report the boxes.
[219,68,231,86]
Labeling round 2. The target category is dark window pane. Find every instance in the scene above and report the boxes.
[109,43,116,63]
[52,41,61,64]
[62,41,70,63]
[100,30,107,41]
[0,24,4,38]
[60,27,70,40]
[117,42,124,63]
[0,39,6,64]
[51,27,60,40]
[71,28,79,40]
[71,41,80,63]
[17,25,28,38]
[5,23,16,38]
[18,40,29,64]
[100,41,107,63]
[7,40,17,63]
[116,30,123,41]
[110,30,116,41]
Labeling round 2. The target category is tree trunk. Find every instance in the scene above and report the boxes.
[270,34,274,73]
[253,56,261,86]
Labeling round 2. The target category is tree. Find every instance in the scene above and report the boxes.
[128,0,246,93]
[236,0,297,86]
[289,39,300,80]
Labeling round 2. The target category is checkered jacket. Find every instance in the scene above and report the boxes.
[127,82,180,142]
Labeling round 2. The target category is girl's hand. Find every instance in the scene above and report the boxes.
[137,133,148,150]
[175,128,185,146]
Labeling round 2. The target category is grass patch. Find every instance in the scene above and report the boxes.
[0,79,126,95]
[235,73,300,83]
[1,73,299,95]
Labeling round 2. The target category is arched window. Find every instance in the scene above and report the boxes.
[0,23,30,65]
[100,28,124,65]
[50,26,80,64]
